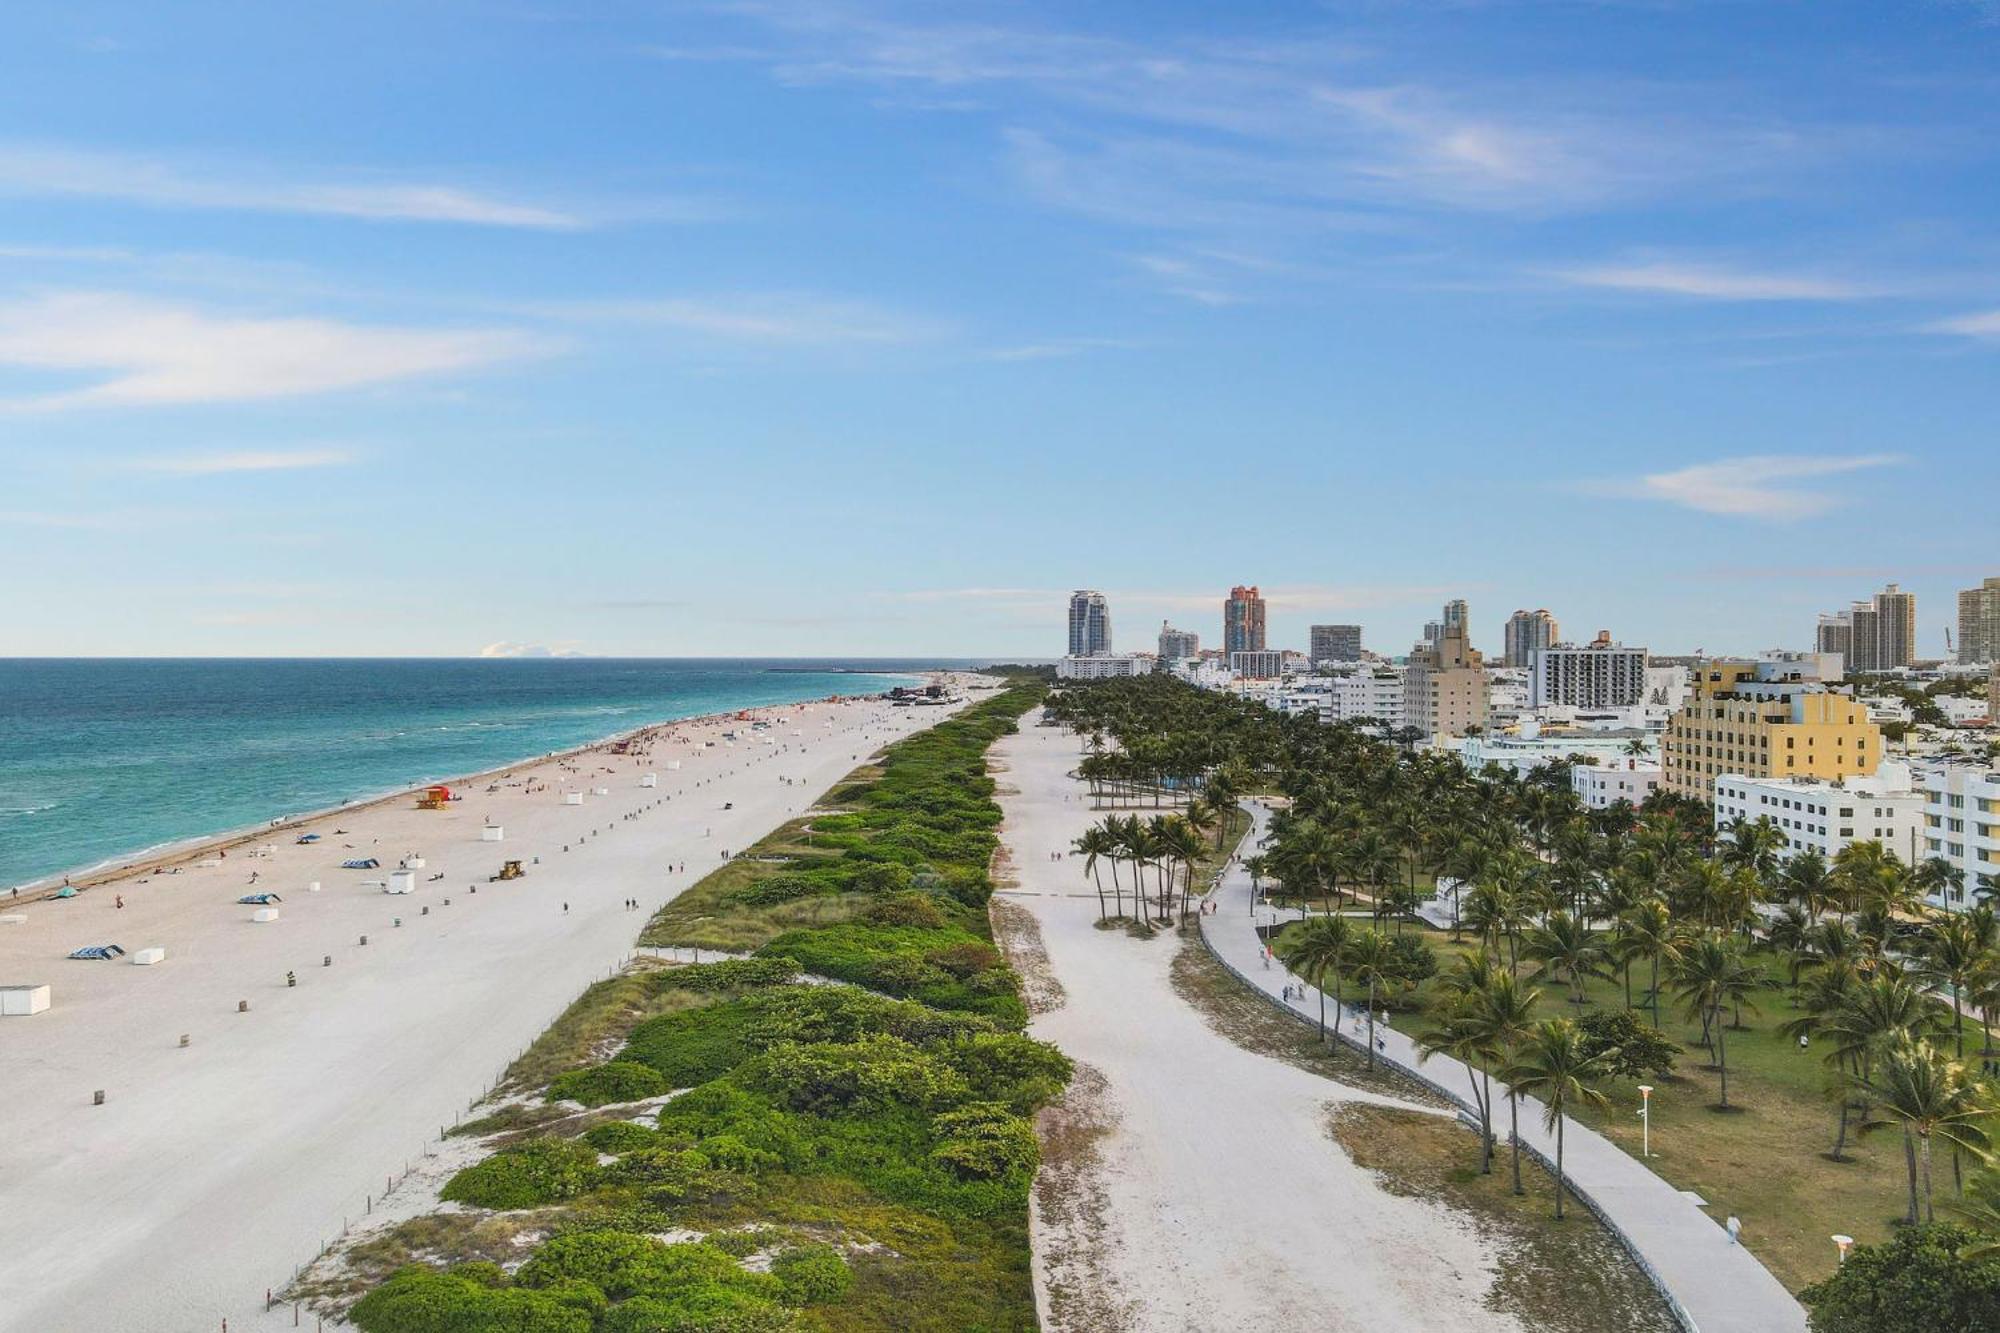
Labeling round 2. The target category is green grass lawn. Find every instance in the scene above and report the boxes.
[1271,917,1932,1294]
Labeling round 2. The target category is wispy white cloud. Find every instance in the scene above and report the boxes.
[0,292,548,409]
[542,293,948,345]
[884,587,1065,602]
[479,640,585,658]
[687,5,1839,226]
[983,337,1137,361]
[1929,308,2000,337]
[127,447,358,475]
[1550,261,1876,301]
[1579,454,1903,519]
[0,143,590,229]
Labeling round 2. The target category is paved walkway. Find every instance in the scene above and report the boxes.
[1199,802,1808,1333]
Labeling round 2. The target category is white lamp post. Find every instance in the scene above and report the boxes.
[1636,1084,1653,1158]
[1832,1234,1854,1265]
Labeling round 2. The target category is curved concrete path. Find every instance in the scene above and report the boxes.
[1199,801,1807,1333]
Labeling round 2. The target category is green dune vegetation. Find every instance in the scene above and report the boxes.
[1046,674,2000,1327]
[332,678,1064,1333]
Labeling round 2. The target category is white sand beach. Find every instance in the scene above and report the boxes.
[990,709,1521,1333]
[0,682,972,1333]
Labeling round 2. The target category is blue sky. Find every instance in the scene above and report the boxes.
[1,0,1996,660]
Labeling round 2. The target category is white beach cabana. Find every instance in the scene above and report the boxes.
[132,947,166,966]
[2,984,51,1016]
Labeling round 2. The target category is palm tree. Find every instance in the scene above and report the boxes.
[1474,970,1542,1195]
[1523,911,1610,1006]
[1158,816,1207,922]
[1761,903,1813,983]
[1854,1036,1991,1225]
[1719,816,1785,883]
[1613,899,1678,1028]
[1912,856,1964,912]
[1952,1168,2000,1260]
[1417,952,1508,1174]
[1918,912,1990,1058]
[1778,849,1835,922]
[1670,935,1764,1109]
[1280,915,1354,1044]
[1499,1018,1611,1219]
[1074,826,1112,921]
[1344,928,1401,1072]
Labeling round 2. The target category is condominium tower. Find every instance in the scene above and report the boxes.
[1157,621,1200,661]
[1530,633,1649,709]
[1309,623,1363,664]
[1817,584,1917,673]
[1504,609,1559,668]
[1958,576,2000,665]
[1067,590,1112,657]
[1223,586,1267,655]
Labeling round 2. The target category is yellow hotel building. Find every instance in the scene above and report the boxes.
[1661,659,1882,801]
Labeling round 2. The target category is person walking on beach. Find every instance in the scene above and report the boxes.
[115,894,124,909]
[563,902,569,914]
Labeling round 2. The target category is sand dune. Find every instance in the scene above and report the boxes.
[0,684,970,1333]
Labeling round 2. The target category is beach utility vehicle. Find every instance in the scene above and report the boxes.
[237,893,282,905]
[67,944,126,961]
[490,860,525,882]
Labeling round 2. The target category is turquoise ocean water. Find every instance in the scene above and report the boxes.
[0,658,958,890]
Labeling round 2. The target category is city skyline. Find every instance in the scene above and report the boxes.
[2,2,1998,658]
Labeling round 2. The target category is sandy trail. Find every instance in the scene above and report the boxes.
[991,709,1521,1333]
[0,685,970,1333]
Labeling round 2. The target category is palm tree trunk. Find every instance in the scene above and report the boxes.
[1479,1070,1494,1174]
[1903,1130,1920,1226]
[1650,953,1661,1029]
[1922,1138,1935,1224]
[1508,1093,1524,1195]
[1715,1005,1730,1108]
[1554,1114,1567,1220]
[1365,979,1378,1071]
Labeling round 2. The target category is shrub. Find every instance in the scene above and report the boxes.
[940,1032,1073,1115]
[1386,935,1438,989]
[771,1244,853,1306]
[602,1147,716,1201]
[349,1264,596,1333]
[926,941,1002,979]
[600,1293,800,1333]
[1574,1009,1680,1080]
[549,1061,669,1107]
[658,959,796,993]
[863,893,949,929]
[440,1137,599,1210]
[583,1121,660,1154]
[726,876,829,907]
[757,1035,969,1116]
[697,1133,781,1175]
[928,1103,1040,1181]
[1800,1222,2000,1331]
[624,1004,764,1087]
[517,1232,763,1303]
